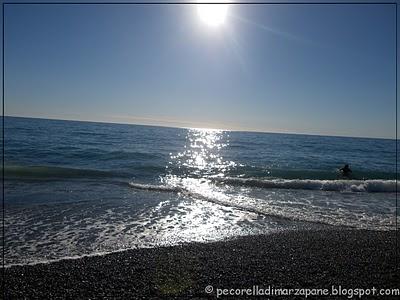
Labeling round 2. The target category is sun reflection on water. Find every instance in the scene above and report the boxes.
[158,128,247,241]
[167,128,236,178]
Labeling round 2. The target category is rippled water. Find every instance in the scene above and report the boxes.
[4,116,398,266]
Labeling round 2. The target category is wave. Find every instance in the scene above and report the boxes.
[215,177,398,193]
[128,177,397,194]
[223,167,396,181]
[5,165,119,180]
[127,182,306,224]
[127,180,396,230]
[164,165,396,181]
[128,182,184,193]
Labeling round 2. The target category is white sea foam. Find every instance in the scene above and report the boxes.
[128,182,184,193]
[129,178,398,194]
[6,178,397,267]
[128,177,397,231]
[216,178,399,193]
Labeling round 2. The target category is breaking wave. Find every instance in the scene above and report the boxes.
[215,177,398,193]
[129,178,398,194]
[128,182,184,193]
[127,179,396,230]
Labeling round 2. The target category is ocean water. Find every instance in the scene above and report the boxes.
[3,116,398,266]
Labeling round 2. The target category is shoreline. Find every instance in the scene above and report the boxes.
[3,229,399,299]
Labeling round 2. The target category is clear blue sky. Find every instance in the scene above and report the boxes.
[4,3,397,139]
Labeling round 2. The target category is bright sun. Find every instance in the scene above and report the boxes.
[197,1,229,27]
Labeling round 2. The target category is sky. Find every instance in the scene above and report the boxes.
[4,2,397,139]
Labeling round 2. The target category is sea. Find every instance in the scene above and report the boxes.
[3,116,398,266]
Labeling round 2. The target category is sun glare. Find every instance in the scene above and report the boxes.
[197,1,229,27]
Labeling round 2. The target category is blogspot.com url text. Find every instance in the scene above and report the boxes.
[204,285,400,298]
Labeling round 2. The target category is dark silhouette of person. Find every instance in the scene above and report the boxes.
[340,164,352,178]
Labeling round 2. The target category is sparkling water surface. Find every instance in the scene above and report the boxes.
[4,116,398,266]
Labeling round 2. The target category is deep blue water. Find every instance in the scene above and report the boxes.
[4,116,398,266]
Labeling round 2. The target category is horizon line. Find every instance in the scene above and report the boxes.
[3,114,396,141]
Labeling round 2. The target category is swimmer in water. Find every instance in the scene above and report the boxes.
[339,164,352,178]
